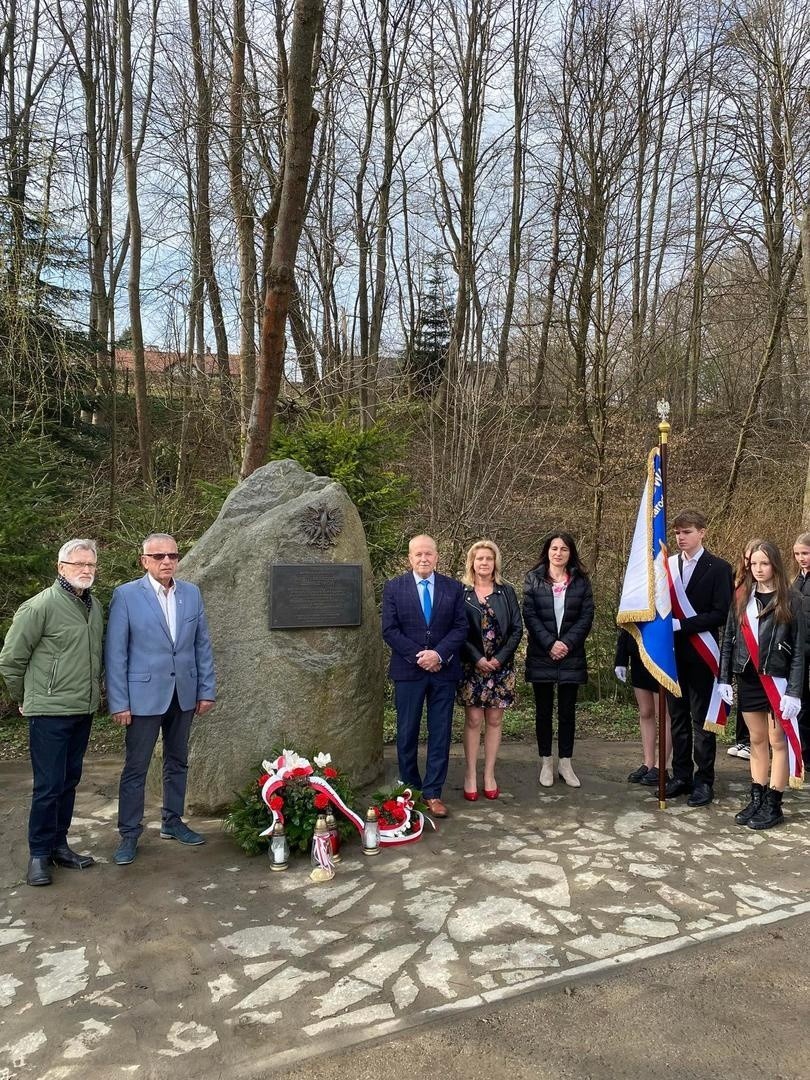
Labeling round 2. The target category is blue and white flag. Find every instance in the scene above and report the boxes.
[617,448,680,696]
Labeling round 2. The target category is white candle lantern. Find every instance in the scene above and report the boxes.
[362,807,380,856]
[269,822,289,871]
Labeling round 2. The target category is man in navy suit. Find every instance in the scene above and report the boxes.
[105,533,216,865]
[382,534,467,817]
[665,511,733,807]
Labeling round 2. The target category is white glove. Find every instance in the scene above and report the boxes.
[672,618,681,632]
[614,666,627,683]
[779,694,802,721]
[717,683,734,706]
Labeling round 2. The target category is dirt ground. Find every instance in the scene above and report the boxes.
[2,740,809,1079]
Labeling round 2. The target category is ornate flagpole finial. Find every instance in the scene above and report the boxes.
[656,399,671,440]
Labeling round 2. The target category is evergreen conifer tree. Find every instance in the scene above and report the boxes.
[403,255,453,397]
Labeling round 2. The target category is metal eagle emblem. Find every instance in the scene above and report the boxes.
[299,505,344,548]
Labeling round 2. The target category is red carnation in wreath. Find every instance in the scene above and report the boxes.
[323,766,338,779]
[268,795,284,812]
[313,792,330,810]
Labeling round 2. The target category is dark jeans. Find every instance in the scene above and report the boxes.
[666,660,717,786]
[117,692,195,838]
[394,676,456,799]
[28,714,93,856]
[533,682,579,758]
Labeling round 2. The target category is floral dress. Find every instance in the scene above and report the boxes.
[457,598,517,709]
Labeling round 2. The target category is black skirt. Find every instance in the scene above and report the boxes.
[630,655,659,693]
[737,663,770,713]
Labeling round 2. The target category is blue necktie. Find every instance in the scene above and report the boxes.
[420,579,432,623]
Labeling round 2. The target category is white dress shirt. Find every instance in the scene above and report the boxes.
[148,574,177,642]
[680,546,704,589]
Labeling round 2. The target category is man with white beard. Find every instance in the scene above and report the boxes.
[0,540,103,886]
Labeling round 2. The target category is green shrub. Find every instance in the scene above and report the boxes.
[269,413,416,572]
[0,424,74,636]
[90,485,228,604]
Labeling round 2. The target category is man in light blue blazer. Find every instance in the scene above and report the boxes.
[105,533,216,865]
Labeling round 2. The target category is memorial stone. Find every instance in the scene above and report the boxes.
[177,459,384,812]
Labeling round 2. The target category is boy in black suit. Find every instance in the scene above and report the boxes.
[666,510,733,806]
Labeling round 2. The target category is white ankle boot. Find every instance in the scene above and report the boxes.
[558,758,580,787]
[539,756,554,787]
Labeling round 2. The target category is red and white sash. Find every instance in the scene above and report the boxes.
[740,594,804,788]
[667,555,729,732]
[259,774,428,846]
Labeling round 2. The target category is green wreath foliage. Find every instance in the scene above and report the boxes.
[223,758,358,856]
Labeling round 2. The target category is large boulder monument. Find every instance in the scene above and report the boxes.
[178,459,384,812]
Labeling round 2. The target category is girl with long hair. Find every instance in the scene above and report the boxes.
[719,540,805,829]
[726,539,764,761]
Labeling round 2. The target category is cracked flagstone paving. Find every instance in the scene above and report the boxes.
[2,766,810,1078]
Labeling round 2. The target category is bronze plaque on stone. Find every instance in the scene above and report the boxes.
[268,563,362,629]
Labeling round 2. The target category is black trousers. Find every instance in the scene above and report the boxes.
[533,682,579,758]
[28,714,93,856]
[797,662,810,768]
[666,660,717,786]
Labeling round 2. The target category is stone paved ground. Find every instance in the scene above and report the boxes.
[1,740,809,1079]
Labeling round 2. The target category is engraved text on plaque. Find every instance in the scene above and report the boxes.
[268,564,362,629]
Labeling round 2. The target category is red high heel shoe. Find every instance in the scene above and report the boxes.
[483,786,499,800]
[463,789,479,802]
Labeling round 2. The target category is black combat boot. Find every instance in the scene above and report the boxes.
[734,782,765,826]
[748,787,784,830]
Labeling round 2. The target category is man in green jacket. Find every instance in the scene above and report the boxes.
[0,539,103,886]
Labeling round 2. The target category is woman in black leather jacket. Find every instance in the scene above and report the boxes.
[523,531,594,789]
[719,540,805,830]
[458,540,523,801]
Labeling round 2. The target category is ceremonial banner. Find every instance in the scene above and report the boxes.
[617,448,680,695]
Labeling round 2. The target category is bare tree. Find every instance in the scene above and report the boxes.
[427,0,506,400]
[187,0,232,402]
[118,0,160,483]
[241,0,324,477]
[1,0,67,289]
[493,0,543,393]
[228,0,258,444]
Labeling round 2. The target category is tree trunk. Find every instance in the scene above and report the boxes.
[802,212,810,528]
[532,138,565,407]
[188,0,232,403]
[288,279,321,397]
[494,0,534,395]
[229,0,257,448]
[240,0,324,478]
[717,240,802,519]
[119,0,152,484]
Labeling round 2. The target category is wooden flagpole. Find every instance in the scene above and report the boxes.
[657,405,671,810]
